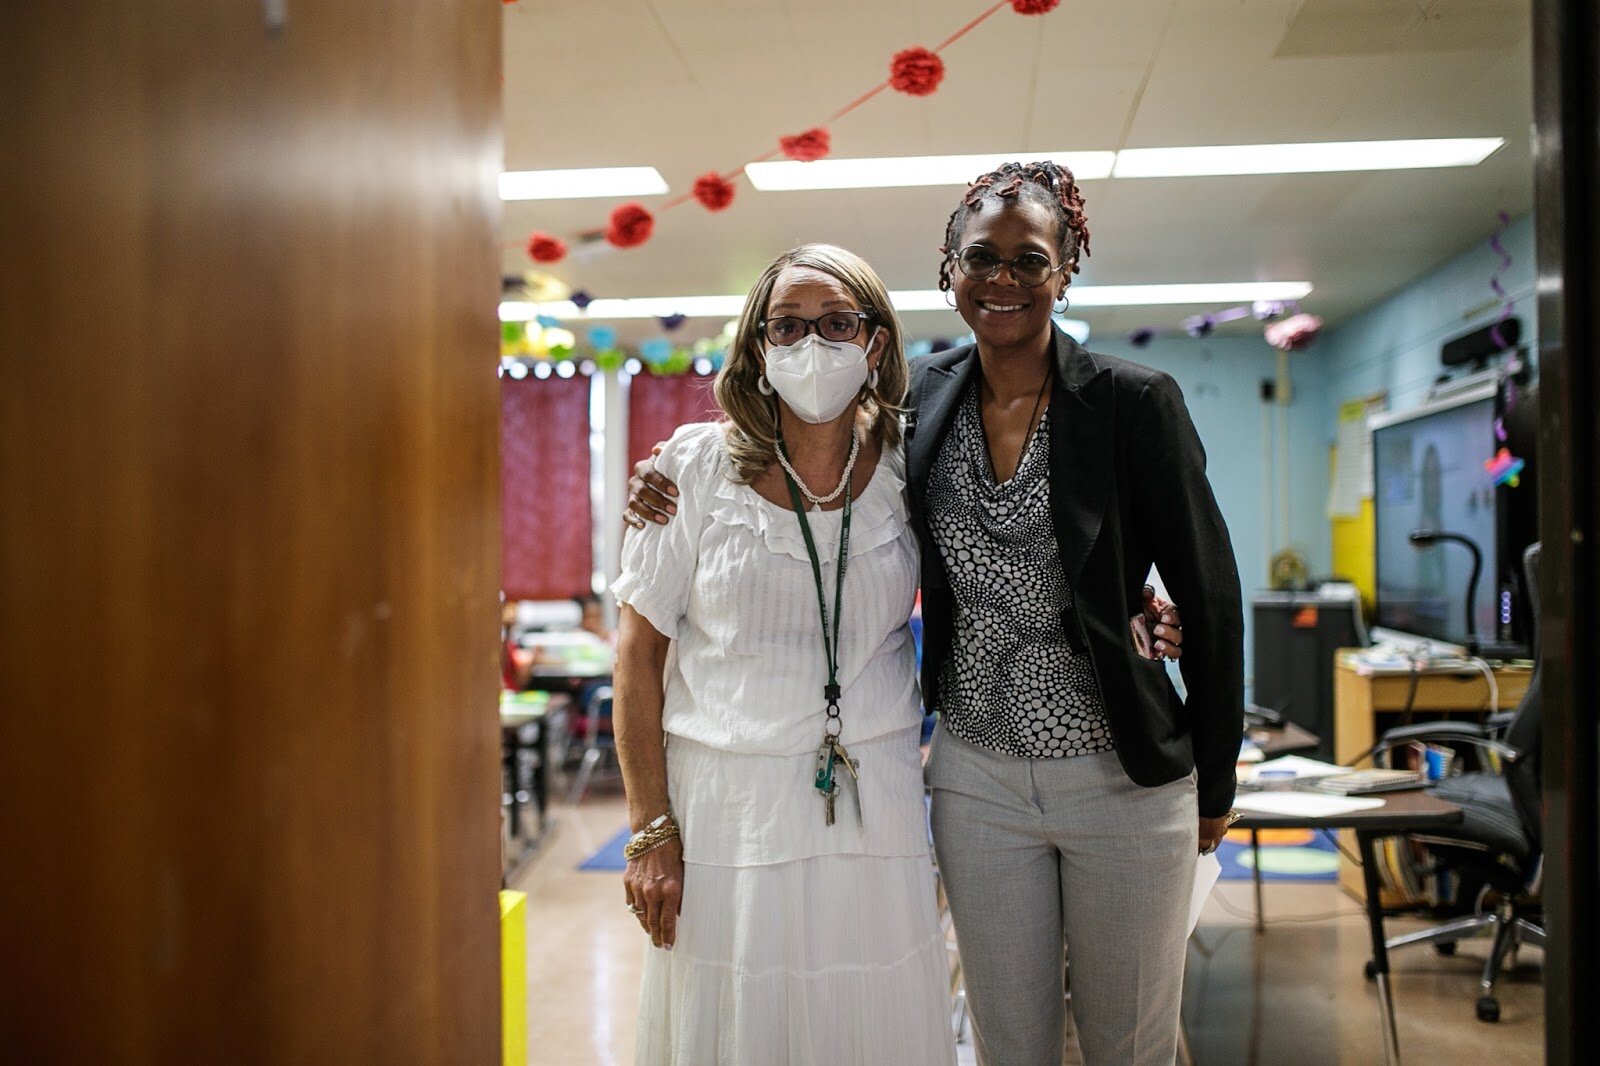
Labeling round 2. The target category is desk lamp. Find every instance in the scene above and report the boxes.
[1408,529,1481,657]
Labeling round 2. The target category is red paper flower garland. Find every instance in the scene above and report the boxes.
[525,232,567,264]
[889,47,944,96]
[692,172,736,211]
[606,203,655,248]
[779,127,832,162]
[518,1,1066,257]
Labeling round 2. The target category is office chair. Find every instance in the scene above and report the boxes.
[1368,543,1544,1022]
[567,684,617,803]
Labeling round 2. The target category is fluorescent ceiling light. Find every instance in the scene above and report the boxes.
[500,282,1311,322]
[746,151,1116,191]
[1054,318,1091,345]
[1112,138,1504,178]
[1065,282,1313,307]
[499,166,669,201]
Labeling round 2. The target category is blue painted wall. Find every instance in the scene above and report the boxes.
[1319,213,1537,452]
[1089,212,1535,696]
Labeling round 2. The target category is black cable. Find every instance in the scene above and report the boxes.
[1204,890,1368,926]
[1397,653,1424,729]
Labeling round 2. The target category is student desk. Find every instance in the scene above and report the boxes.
[1230,790,1463,1066]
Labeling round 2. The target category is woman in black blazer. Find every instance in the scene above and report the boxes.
[628,161,1243,1065]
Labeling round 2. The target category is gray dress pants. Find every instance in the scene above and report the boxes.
[926,724,1198,1066]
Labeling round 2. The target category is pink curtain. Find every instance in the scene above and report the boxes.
[501,376,592,601]
[627,372,722,470]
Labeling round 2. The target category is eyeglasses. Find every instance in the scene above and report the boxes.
[954,245,1065,287]
[759,310,874,347]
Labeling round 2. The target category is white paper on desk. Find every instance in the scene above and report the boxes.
[1232,792,1386,818]
[1239,754,1348,784]
[1189,853,1222,935]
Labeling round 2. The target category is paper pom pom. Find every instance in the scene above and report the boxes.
[640,337,674,365]
[890,47,945,96]
[658,313,687,333]
[692,172,736,212]
[605,203,655,248]
[1265,313,1323,351]
[1128,328,1156,349]
[525,232,567,264]
[587,325,618,350]
[1183,314,1215,339]
[1251,300,1287,321]
[779,127,832,162]
[535,314,563,329]
[569,290,594,310]
[929,338,954,353]
[1009,0,1060,14]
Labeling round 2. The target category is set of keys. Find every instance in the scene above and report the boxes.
[814,736,862,827]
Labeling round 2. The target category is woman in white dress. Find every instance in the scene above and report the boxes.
[610,244,956,1065]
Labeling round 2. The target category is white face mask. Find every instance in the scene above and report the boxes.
[763,331,876,424]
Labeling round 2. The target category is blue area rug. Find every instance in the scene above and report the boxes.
[578,827,632,872]
[1217,827,1339,881]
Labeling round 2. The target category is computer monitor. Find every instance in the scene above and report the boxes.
[1370,378,1535,655]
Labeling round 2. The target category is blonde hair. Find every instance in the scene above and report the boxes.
[714,244,907,484]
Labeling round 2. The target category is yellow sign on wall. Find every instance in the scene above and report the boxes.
[1329,395,1384,614]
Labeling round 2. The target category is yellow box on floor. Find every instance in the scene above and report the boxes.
[501,890,528,1066]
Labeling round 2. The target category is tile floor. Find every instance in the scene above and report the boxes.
[511,792,1544,1066]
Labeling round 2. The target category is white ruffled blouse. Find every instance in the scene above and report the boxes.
[612,421,922,759]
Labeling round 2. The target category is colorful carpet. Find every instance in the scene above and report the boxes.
[1217,827,1340,881]
[578,827,632,872]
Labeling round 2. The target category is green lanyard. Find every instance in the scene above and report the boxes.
[780,454,852,737]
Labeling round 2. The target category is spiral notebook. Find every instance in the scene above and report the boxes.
[1310,768,1424,795]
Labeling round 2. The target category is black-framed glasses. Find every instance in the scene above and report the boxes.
[954,245,1065,287]
[759,310,874,347]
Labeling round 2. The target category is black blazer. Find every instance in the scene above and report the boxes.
[906,330,1245,817]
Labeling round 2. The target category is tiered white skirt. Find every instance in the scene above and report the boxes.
[635,726,955,1066]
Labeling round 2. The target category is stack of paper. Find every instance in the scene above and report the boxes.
[1232,792,1386,818]
[1237,754,1347,785]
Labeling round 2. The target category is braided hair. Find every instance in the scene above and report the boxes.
[937,160,1092,292]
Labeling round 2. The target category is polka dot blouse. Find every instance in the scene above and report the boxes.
[926,380,1115,759]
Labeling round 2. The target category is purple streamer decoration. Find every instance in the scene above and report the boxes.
[1488,211,1514,351]
[1126,300,1298,349]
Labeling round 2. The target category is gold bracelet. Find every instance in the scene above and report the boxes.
[623,812,680,861]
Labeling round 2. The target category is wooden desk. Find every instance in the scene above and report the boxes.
[500,691,552,871]
[1231,791,1464,1066]
[1331,653,1530,900]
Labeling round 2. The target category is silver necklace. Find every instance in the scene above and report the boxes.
[776,430,861,506]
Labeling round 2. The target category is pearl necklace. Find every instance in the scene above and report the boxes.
[776,431,861,506]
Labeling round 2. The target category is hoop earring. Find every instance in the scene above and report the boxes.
[867,368,880,389]
[757,375,774,396]
[1053,294,1070,314]
[944,291,958,310]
